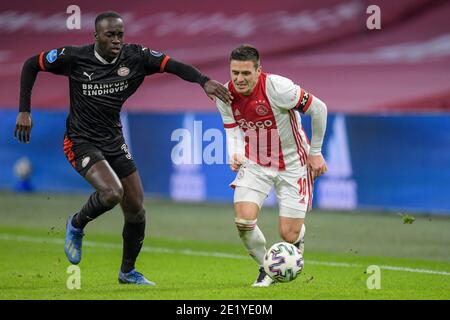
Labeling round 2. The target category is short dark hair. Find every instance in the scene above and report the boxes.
[95,11,123,31]
[230,45,260,68]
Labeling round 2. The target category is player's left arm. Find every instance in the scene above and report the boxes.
[140,47,232,104]
[268,74,328,179]
[304,96,328,179]
[164,59,233,104]
[292,86,328,179]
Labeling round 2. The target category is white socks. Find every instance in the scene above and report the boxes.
[294,224,306,253]
[235,218,267,265]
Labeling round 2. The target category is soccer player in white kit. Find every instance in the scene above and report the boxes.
[216,45,328,287]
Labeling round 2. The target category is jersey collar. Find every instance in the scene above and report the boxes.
[94,49,118,64]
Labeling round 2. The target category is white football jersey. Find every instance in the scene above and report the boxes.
[217,72,314,170]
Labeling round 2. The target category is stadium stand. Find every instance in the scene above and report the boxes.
[0,0,449,112]
[1,0,449,213]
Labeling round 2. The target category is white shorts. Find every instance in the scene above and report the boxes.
[231,162,313,219]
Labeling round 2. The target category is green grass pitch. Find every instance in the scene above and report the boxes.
[0,192,449,300]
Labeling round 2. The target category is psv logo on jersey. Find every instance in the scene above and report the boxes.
[117,66,130,77]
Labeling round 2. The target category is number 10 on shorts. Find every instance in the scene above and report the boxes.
[298,177,307,198]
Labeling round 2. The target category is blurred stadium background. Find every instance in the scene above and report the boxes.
[0,0,449,299]
[1,0,449,212]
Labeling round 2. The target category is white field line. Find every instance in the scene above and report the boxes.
[1,233,450,276]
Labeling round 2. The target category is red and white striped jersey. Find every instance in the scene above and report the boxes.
[217,72,314,170]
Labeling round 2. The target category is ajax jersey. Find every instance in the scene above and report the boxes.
[217,72,314,171]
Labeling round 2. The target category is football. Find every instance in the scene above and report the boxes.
[263,242,304,283]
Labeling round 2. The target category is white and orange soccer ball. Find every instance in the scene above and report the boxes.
[263,242,304,283]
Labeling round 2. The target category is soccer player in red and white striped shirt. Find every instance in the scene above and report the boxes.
[216,45,328,287]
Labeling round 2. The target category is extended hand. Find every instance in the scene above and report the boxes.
[307,154,327,179]
[14,112,33,143]
[203,80,234,104]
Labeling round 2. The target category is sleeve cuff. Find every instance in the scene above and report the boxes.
[224,122,238,128]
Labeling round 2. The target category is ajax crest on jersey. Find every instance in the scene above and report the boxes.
[263,242,304,283]
[255,104,269,116]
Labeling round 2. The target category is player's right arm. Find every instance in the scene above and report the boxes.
[216,98,245,172]
[15,47,77,143]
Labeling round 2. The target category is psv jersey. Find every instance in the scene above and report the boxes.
[216,72,314,170]
[37,44,169,152]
